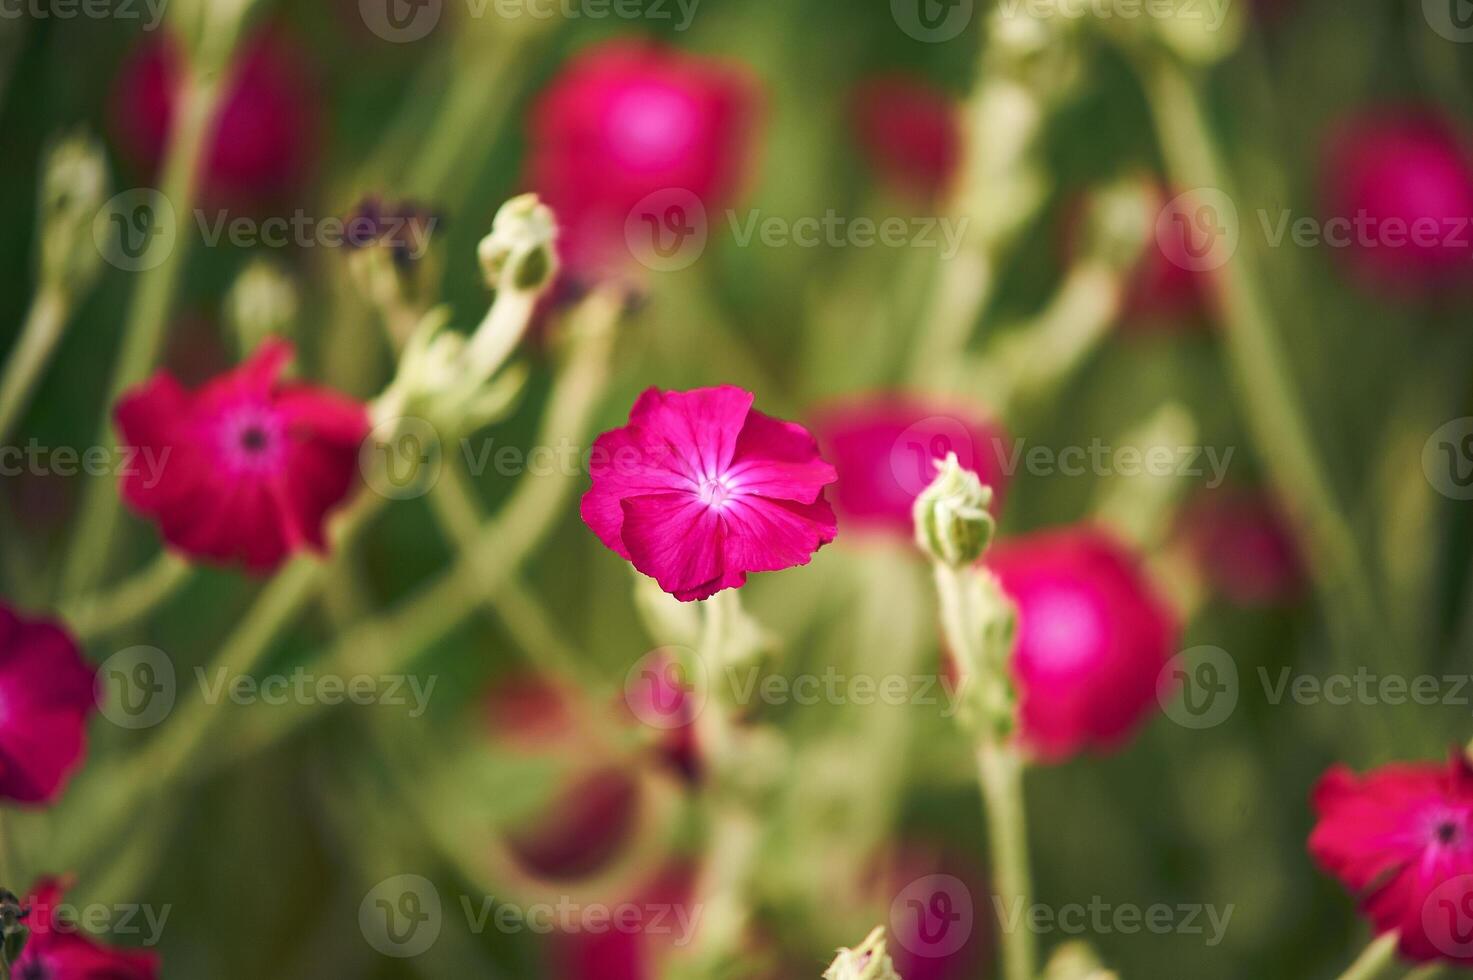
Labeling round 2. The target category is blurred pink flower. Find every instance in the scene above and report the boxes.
[581,386,837,602]
[526,40,761,283]
[985,527,1178,762]
[1310,753,1473,965]
[0,607,94,805]
[15,877,158,979]
[115,339,369,573]
[547,862,697,980]
[1321,110,1473,295]
[110,29,319,206]
[485,673,643,881]
[814,395,1007,541]
[1181,487,1304,606]
[872,843,989,980]
[850,73,960,202]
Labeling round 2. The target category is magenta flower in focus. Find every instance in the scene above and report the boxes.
[1181,487,1304,606]
[814,396,1007,541]
[581,386,837,602]
[526,41,761,283]
[15,878,158,979]
[115,339,370,573]
[0,607,94,805]
[1321,110,1473,295]
[985,527,1178,762]
[850,73,960,202]
[110,29,318,206]
[1310,753,1473,965]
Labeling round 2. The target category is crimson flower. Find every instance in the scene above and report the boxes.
[1310,753,1473,964]
[1321,109,1473,295]
[115,339,370,573]
[814,395,1007,542]
[547,863,696,980]
[850,73,960,202]
[14,877,157,979]
[0,606,94,805]
[581,386,837,602]
[526,41,761,283]
[1180,487,1304,606]
[985,527,1178,761]
[110,29,318,206]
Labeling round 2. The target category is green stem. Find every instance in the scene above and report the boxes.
[59,551,193,641]
[59,68,227,599]
[1334,933,1400,980]
[0,285,69,446]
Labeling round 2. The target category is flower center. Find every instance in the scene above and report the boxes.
[1439,821,1460,845]
[699,475,736,509]
[218,405,288,475]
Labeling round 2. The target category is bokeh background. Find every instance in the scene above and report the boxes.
[3,0,1473,977]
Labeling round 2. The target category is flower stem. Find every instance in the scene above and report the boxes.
[60,551,193,641]
[59,68,227,600]
[1334,933,1400,980]
[0,285,69,447]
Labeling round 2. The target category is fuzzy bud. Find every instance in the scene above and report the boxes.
[913,453,996,567]
[1041,941,1119,980]
[39,132,109,290]
[478,193,559,294]
[824,927,902,980]
[224,259,298,354]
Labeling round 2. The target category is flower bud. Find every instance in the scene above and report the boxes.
[39,132,109,290]
[478,193,559,294]
[224,259,297,355]
[376,308,529,436]
[824,927,902,980]
[913,453,996,567]
[1041,941,1118,980]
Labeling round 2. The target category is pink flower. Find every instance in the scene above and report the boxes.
[484,674,642,881]
[850,74,960,202]
[14,877,158,979]
[547,863,696,980]
[0,607,94,805]
[985,527,1178,761]
[1321,110,1473,295]
[581,387,838,602]
[110,29,318,206]
[871,843,990,980]
[1180,487,1304,606]
[814,396,1007,541]
[1310,753,1473,964]
[526,41,761,283]
[115,339,370,573]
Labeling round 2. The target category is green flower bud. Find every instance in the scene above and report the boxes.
[224,259,298,355]
[40,132,109,289]
[1041,941,1119,980]
[824,927,902,980]
[478,193,559,294]
[913,453,997,567]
